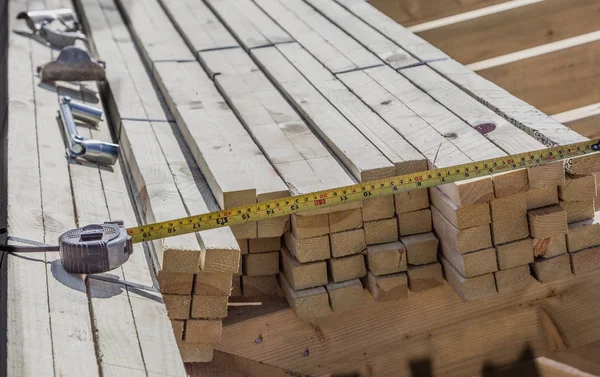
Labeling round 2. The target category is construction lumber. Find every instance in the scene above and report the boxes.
[284,232,330,263]
[491,216,529,245]
[237,239,249,255]
[250,45,395,184]
[328,254,367,283]
[493,169,529,198]
[398,209,432,236]
[441,257,497,302]
[395,189,429,214]
[191,295,228,319]
[364,272,408,301]
[196,47,358,217]
[406,263,444,294]
[533,235,567,259]
[329,209,363,233]
[279,274,330,320]
[178,344,214,363]
[325,279,365,312]
[336,0,449,61]
[254,0,381,73]
[528,205,569,239]
[231,276,242,298]
[290,214,329,240]
[330,228,367,257]
[242,252,280,276]
[364,217,399,245]
[570,246,600,275]
[402,233,439,265]
[496,238,535,270]
[527,186,559,210]
[158,272,194,295]
[531,254,573,284]
[160,0,239,53]
[417,0,600,65]
[281,247,328,290]
[164,295,192,320]
[400,65,561,189]
[306,0,417,70]
[490,193,527,222]
[560,200,596,224]
[559,174,597,201]
[337,65,502,207]
[241,276,279,298]
[432,206,492,253]
[441,247,498,278]
[205,0,293,50]
[429,187,491,229]
[494,264,532,294]
[566,215,600,253]
[186,320,223,344]
[248,238,281,254]
[194,273,232,296]
[365,242,407,276]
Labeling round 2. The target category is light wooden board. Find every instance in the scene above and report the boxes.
[217,268,600,377]
[254,0,380,73]
[196,47,358,214]
[305,0,418,69]
[418,0,600,65]
[251,44,396,182]
[276,42,426,176]
[368,0,509,27]
[338,64,502,206]
[159,0,239,53]
[335,0,448,61]
[205,0,292,50]
[2,1,54,373]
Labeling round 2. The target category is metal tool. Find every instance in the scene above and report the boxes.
[59,96,119,165]
[38,46,106,82]
[38,21,88,49]
[17,8,79,33]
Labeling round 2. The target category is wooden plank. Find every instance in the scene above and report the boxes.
[325,279,365,311]
[560,200,595,224]
[441,257,497,302]
[240,275,279,298]
[284,232,330,263]
[159,0,239,53]
[365,241,407,275]
[281,247,328,290]
[279,273,330,320]
[441,247,498,278]
[218,269,600,377]
[432,206,492,253]
[364,271,408,301]
[407,262,444,292]
[494,264,532,294]
[496,238,534,270]
[243,252,280,276]
[306,0,418,69]
[338,65,501,207]
[564,114,600,143]
[330,228,367,257]
[570,246,600,275]
[290,213,329,240]
[205,0,292,50]
[194,273,232,296]
[559,174,596,202]
[402,233,438,265]
[419,0,600,65]
[329,208,363,233]
[398,208,432,236]
[197,47,358,215]
[531,253,572,283]
[368,0,509,27]
[527,186,559,210]
[328,254,367,283]
[254,0,380,73]
[2,0,54,373]
[185,320,222,344]
[29,31,98,376]
[400,65,560,189]
[335,0,449,61]
[364,217,398,245]
[491,216,529,245]
[429,187,491,229]
[533,234,567,259]
[248,238,281,254]
[566,214,600,253]
[528,205,569,239]
[408,0,544,33]
[251,45,396,183]
[394,189,429,214]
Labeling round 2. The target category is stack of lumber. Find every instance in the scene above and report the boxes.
[74,0,248,361]
[1,0,186,375]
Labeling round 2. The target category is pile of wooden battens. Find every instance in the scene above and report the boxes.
[75,0,242,362]
[327,0,600,294]
[1,0,186,375]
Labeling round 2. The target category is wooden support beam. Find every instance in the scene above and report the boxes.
[325,279,365,311]
[241,276,279,298]
[566,214,600,253]
[365,241,407,275]
[364,271,408,301]
[533,235,567,259]
[254,0,380,73]
[496,238,534,270]
[531,253,572,283]
[494,264,532,294]
[432,207,492,253]
[429,187,491,229]
[441,247,498,278]
[407,262,444,292]
[401,232,439,265]
[419,1,599,66]
[279,274,330,320]
[281,247,328,290]
[441,257,498,302]
[328,254,367,283]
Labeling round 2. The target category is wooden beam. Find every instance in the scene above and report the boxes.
[407,0,544,33]
[419,1,599,66]
[254,0,380,73]
[217,269,600,376]
[367,0,510,27]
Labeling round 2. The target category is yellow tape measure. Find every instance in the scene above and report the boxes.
[127,139,600,244]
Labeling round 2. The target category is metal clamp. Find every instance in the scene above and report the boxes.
[38,46,106,82]
[59,96,119,166]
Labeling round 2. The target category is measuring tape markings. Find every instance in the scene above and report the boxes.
[127,139,600,244]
